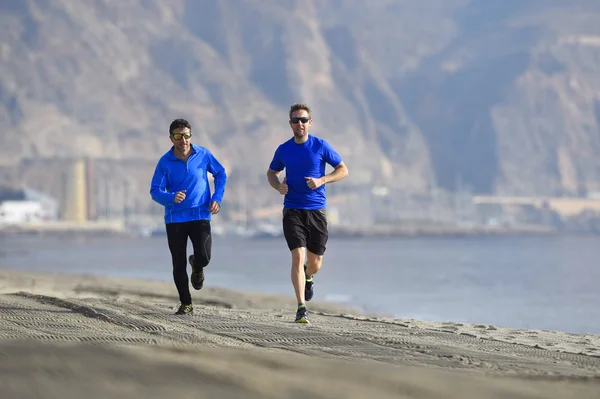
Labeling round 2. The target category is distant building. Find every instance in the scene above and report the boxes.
[0,187,58,224]
[0,201,43,223]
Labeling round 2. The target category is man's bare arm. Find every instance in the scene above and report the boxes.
[267,169,282,190]
[322,161,348,184]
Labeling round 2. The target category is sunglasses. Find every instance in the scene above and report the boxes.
[171,133,192,140]
[290,117,311,124]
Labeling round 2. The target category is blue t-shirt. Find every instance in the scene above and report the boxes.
[150,144,227,224]
[269,135,343,210]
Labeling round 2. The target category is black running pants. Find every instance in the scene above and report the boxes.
[165,220,212,305]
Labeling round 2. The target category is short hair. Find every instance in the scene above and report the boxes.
[169,118,191,134]
[289,103,312,120]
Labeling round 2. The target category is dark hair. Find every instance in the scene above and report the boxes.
[169,118,191,135]
[289,103,311,120]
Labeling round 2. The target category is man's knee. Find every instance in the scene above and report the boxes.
[194,251,211,267]
[306,252,323,275]
[307,254,323,266]
[290,247,306,268]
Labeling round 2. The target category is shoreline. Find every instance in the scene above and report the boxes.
[1,265,596,336]
[0,220,561,238]
[0,268,599,398]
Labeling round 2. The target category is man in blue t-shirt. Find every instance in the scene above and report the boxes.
[150,118,227,316]
[267,103,349,323]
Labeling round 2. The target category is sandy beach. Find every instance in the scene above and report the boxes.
[0,268,599,398]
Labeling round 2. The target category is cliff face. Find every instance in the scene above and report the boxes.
[2,0,600,215]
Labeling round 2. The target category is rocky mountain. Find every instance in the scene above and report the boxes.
[2,0,600,219]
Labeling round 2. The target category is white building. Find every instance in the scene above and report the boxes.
[0,187,58,224]
[0,201,43,224]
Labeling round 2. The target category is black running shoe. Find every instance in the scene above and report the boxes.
[175,303,193,315]
[189,255,204,290]
[295,305,309,324]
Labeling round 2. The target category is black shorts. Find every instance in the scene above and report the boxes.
[282,208,328,255]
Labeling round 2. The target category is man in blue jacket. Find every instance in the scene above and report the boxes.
[267,104,349,323]
[150,118,227,315]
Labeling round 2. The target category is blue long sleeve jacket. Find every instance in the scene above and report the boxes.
[150,144,227,224]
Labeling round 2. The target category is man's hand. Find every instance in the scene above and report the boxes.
[174,190,186,203]
[209,201,220,214]
[278,177,288,195]
[305,177,324,190]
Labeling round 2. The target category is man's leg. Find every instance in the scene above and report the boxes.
[304,251,322,302]
[291,247,307,304]
[291,246,309,323]
[165,223,193,314]
[188,220,211,290]
[282,209,310,323]
[305,209,328,302]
